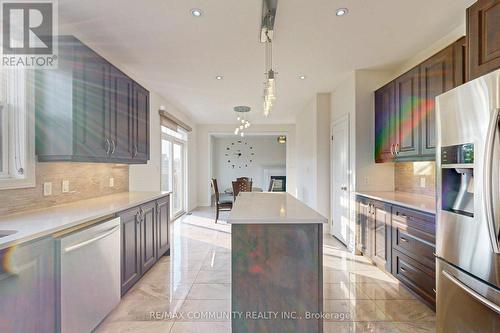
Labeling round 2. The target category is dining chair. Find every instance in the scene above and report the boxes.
[268,179,275,192]
[211,178,232,223]
[232,180,252,201]
[236,177,252,182]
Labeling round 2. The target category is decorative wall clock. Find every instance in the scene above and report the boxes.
[225,140,255,169]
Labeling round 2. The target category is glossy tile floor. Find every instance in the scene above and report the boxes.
[96,207,435,333]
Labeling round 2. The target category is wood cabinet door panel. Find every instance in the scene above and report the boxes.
[393,249,436,308]
[141,202,156,274]
[372,202,392,272]
[133,83,149,162]
[467,0,500,79]
[420,45,454,156]
[395,67,420,158]
[74,46,108,159]
[156,196,170,257]
[453,36,467,86]
[357,199,370,255]
[110,66,133,160]
[375,82,396,162]
[392,221,436,269]
[118,207,141,295]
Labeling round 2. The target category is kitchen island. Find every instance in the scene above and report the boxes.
[228,192,327,333]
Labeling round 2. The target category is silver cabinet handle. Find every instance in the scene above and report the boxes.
[390,144,395,157]
[133,145,138,158]
[64,226,119,253]
[400,237,408,242]
[483,107,500,254]
[395,143,400,155]
[104,138,111,155]
[442,270,500,315]
[110,139,116,155]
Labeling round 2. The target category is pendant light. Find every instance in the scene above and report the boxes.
[233,106,251,137]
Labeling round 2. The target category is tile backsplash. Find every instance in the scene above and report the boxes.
[395,161,436,196]
[0,162,128,216]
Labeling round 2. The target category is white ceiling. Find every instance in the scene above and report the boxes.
[59,0,475,124]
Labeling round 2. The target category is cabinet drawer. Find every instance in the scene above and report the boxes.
[393,221,435,269]
[392,249,435,308]
[392,205,435,234]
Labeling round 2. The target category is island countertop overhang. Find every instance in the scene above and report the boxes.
[227,192,328,224]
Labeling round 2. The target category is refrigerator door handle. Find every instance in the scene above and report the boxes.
[442,270,500,315]
[483,107,500,254]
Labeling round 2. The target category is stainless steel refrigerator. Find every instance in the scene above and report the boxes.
[436,69,500,332]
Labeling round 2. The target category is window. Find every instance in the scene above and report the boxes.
[161,125,187,219]
[0,67,35,189]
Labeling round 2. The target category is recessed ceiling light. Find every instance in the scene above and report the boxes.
[216,75,223,80]
[191,8,203,17]
[299,75,307,80]
[336,8,348,16]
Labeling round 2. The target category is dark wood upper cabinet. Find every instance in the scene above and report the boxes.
[109,65,134,160]
[419,44,455,157]
[36,36,149,164]
[133,82,150,162]
[467,0,500,80]
[375,82,396,162]
[73,44,109,160]
[394,67,420,159]
[374,37,467,162]
[453,36,468,86]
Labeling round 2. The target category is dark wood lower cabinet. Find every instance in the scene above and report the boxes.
[356,195,436,309]
[393,249,436,309]
[156,196,170,257]
[140,202,157,274]
[119,206,142,295]
[356,198,392,273]
[117,195,170,295]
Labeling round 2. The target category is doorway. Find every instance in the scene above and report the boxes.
[161,126,187,219]
[330,115,350,246]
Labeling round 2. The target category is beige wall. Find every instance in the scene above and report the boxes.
[395,162,436,197]
[295,93,331,220]
[0,162,128,216]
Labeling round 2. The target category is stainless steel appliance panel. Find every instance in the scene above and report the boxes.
[437,259,500,333]
[436,69,500,288]
[58,218,121,333]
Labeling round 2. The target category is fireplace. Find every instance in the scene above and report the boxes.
[270,176,286,192]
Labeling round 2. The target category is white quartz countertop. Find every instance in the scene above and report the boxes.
[0,191,170,250]
[355,191,436,215]
[227,192,328,224]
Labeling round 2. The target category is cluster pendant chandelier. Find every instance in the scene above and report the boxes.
[261,1,278,117]
[233,106,251,137]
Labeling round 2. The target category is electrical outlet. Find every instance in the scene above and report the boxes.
[109,177,114,188]
[420,177,426,188]
[43,182,52,196]
[364,177,369,185]
[62,180,70,193]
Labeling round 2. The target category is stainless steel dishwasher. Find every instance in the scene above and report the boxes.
[56,217,121,333]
